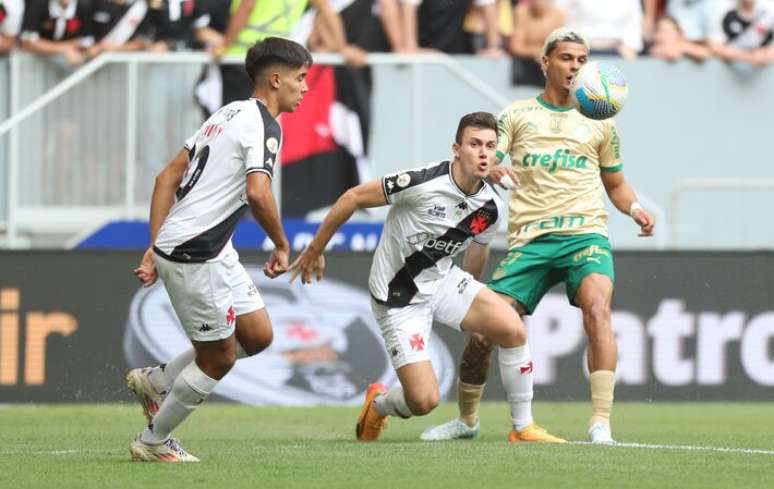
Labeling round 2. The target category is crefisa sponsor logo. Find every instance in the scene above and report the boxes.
[124,269,455,405]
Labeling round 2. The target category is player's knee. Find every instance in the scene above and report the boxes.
[582,300,612,340]
[247,327,273,355]
[197,352,236,380]
[469,333,495,353]
[407,392,440,416]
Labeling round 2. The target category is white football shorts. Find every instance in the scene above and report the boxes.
[371,266,484,369]
[154,249,264,342]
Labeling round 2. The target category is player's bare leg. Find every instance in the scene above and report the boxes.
[575,273,617,444]
[460,288,564,443]
[127,308,273,422]
[130,335,237,462]
[421,296,531,441]
[358,361,440,441]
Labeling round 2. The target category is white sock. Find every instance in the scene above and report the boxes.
[147,343,247,394]
[498,344,534,431]
[142,362,218,444]
[235,342,249,359]
[373,386,411,418]
[147,349,196,395]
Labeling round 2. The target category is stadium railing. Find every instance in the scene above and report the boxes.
[0,51,511,248]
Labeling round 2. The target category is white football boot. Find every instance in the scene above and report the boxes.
[126,367,166,422]
[130,435,200,463]
[588,423,616,444]
[420,418,480,441]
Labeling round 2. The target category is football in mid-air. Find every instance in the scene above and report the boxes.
[570,61,629,120]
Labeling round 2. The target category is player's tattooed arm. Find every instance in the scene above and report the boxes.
[289,180,387,284]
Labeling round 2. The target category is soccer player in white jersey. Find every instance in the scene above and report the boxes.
[127,37,312,463]
[422,28,655,445]
[289,112,564,443]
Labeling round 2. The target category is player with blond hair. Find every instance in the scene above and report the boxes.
[421,28,655,444]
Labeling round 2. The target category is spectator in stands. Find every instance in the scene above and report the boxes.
[192,0,229,53]
[708,0,774,65]
[648,15,711,61]
[20,0,95,67]
[379,0,502,55]
[0,0,23,54]
[146,0,209,52]
[459,0,509,57]
[216,0,364,105]
[642,0,667,43]
[509,0,565,86]
[87,0,152,57]
[664,0,718,45]
[558,0,644,58]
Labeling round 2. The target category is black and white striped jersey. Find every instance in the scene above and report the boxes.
[368,160,505,308]
[154,99,281,263]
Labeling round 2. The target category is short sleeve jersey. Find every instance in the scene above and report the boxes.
[0,0,24,38]
[368,160,504,308]
[496,95,622,248]
[154,99,281,263]
[21,0,95,45]
[92,0,151,42]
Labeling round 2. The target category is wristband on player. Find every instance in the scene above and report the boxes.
[629,201,643,217]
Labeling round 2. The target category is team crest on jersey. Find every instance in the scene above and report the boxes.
[470,209,493,235]
[266,137,279,154]
[549,116,563,134]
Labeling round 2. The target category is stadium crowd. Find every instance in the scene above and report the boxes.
[0,0,772,68]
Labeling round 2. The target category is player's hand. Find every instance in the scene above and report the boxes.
[632,207,655,237]
[288,246,326,285]
[264,247,289,278]
[488,165,520,190]
[133,248,158,287]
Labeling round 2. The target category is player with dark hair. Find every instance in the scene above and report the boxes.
[289,112,564,444]
[127,37,312,463]
[421,28,655,445]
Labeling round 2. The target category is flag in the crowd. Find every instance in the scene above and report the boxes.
[279,65,372,217]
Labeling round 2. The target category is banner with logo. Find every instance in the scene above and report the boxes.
[0,251,772,403]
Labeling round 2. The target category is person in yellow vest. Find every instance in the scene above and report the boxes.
[215,0,365,104]
[421,28,655,445]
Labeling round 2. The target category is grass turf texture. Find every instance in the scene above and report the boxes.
[1,402,773,489]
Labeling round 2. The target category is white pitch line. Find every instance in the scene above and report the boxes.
[0,449,109,456]
[569,441,774,456]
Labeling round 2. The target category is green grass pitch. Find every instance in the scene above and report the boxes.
[1,402,773,488]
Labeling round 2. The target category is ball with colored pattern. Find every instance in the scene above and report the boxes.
[570,61,629,120]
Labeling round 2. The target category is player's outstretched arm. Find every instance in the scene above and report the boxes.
[289,179,387,284]
[601,170,655,237]
[246,172,290,278]
[133,148,190,286]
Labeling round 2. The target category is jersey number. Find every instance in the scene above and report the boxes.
[176,144,209,201]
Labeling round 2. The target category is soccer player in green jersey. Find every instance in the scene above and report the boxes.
[421,27,655,444]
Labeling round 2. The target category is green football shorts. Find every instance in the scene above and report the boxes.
[487,233,615,314]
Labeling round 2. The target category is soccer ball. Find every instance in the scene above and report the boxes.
[570,61,629,120]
